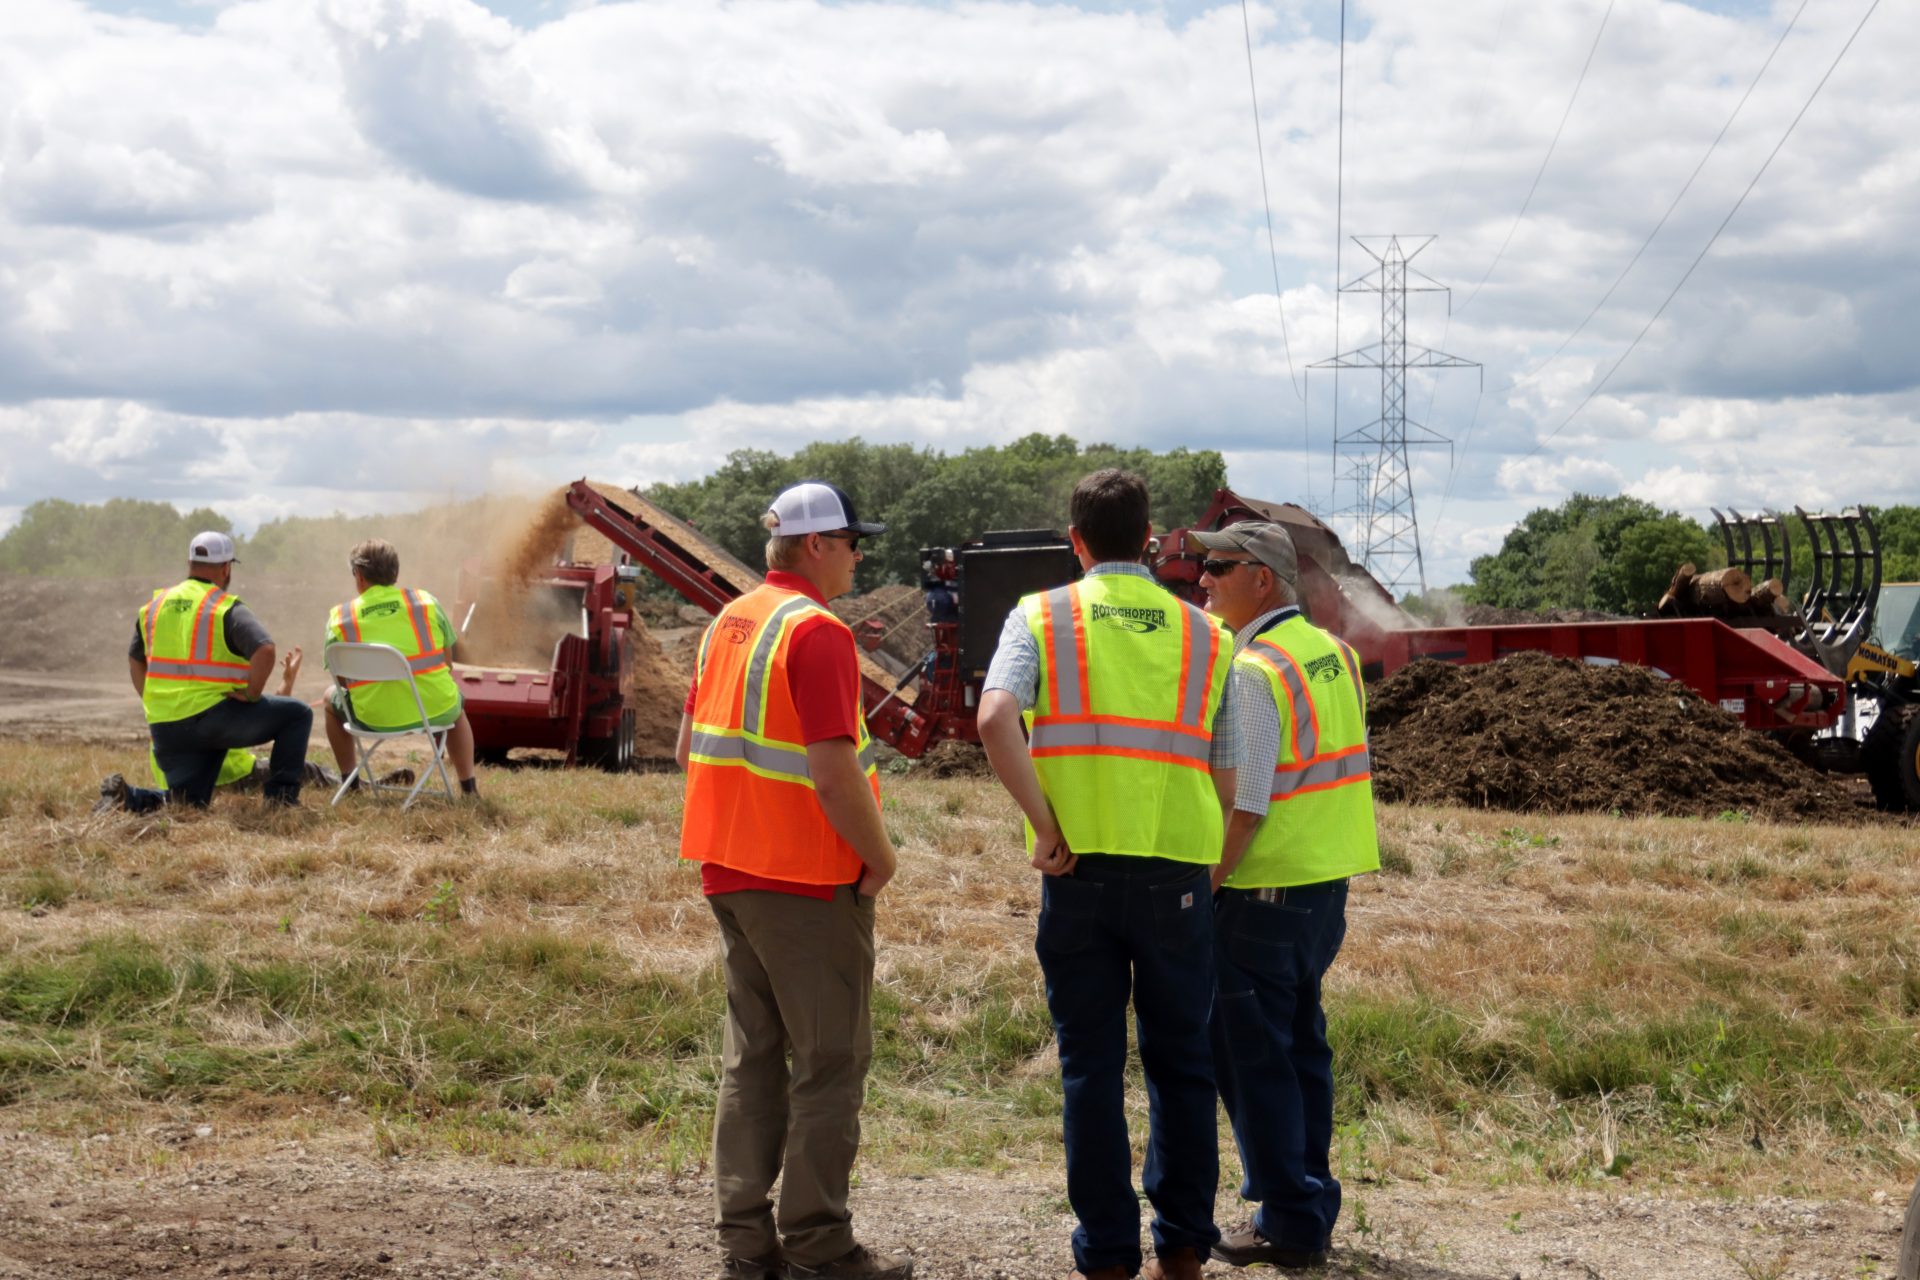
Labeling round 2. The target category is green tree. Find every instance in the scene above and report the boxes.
[1616,515,1719,610]
[1465,494,1712,613]
[0,498,235,578]
[644,434,1227,586]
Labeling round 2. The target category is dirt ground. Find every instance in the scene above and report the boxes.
[0,1132,1905,1280]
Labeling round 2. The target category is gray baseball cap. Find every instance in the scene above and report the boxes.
[1188,520,1298,587]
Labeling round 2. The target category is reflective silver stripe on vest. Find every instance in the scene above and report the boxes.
[144,590,167,654]
[403,590,436,654]
[409,652,448,673]
[858,740,877,772]
[194,589,227,661]
[146,658,246,681]
[1252,641,1317,761]
[688,730,813,781]
[334,599,360,642]
[1177,603,1213,729]
[1045,587,1082,716]
[1272,748,1371,798]
[1029,720,1210,764]
[741,596,824,737]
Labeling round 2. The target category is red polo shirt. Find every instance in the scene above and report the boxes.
[685,571,865,898]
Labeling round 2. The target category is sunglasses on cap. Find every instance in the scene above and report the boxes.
[1201,557,1261,576]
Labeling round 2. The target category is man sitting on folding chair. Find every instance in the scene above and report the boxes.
[322,539,479,800]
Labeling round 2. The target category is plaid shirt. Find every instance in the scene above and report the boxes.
[1230,605,1303,817]
[981,561,1241,769]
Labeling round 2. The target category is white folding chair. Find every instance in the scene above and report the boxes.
[323,642,457,809]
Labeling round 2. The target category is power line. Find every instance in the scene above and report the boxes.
[1517,0,1811,387]
[1525,0,1884,460]
[1330,0,1347,505]
[1436,0,1808,545]
[1237,0,1308,507]
[1459,0,1616,313]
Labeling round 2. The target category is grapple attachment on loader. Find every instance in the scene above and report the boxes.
[1712,506,1882,677]
[1711,507,1792,588]
[1794,506,1881,665]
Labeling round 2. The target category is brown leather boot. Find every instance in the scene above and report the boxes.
[1138,1247,1206,1280]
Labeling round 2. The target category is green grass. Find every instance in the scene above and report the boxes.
[0,741,1914,1194]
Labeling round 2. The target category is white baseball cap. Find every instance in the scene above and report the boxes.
[767,482,886,537]
[187,530,239,565]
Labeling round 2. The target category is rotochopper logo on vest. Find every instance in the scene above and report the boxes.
[1089,603,1166,635]
[1305,654,1344,684]
[720,616,756,645]
[362,600,401,620]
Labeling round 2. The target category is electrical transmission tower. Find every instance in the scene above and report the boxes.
[1311,236,1479,597]
[1333,456,1374,561]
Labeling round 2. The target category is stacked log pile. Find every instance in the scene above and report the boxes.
[1655,563,1795,625]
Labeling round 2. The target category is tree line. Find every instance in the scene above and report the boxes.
[0,436,1226,587]
[1442,494,1920,616]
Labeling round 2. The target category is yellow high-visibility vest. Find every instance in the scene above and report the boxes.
[1228,613,1379,888]
[138,579,248,724]
[326,584,460,730]
[1021,573,1232,862]
[150,748,255,790]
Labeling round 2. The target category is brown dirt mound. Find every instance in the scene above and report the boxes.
[1368,652,1870,823]
[1461,604,1621,626]
[916,739,993,778]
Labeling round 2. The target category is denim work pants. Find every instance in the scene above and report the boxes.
[1210,880,1350,1252]
[140,695,314,810]
[1035,855,1220,1275]
[708,886,876,1269]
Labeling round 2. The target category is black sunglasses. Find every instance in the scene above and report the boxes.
[818,531,863,551]
[1202,557,1259,576]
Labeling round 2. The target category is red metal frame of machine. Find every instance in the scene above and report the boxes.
[1158,488,1848,736]
[463,479,1848,767]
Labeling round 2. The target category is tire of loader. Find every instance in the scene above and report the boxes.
[1900,1172,1920,1280]
[581,708,637,773]
[1862,702,1920,812]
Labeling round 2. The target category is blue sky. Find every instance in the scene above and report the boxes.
[5,0,1913,590]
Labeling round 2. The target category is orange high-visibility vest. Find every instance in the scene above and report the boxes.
[680,583,878,885]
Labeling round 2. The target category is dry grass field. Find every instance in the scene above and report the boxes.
[0,739,1916,1277]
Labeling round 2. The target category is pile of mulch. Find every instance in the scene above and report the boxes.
[916,740,994,779]
[1368,652,1872,823]
[1460,604,1622,626]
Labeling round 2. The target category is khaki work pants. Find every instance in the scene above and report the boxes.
[708,886,876,1268]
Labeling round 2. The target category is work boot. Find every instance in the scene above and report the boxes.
[380,768,416,787]
[1139,1247,1206,1280]
[719,1251,784,1279]
[1212,1222,1328,1269]
[785,1243,914,1278]
[92,773,128,814]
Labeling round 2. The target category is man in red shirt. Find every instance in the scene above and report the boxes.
[677,482,910,1280]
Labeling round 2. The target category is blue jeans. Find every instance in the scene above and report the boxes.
[134,696,315,811]
[1210,880,1350,1252]
[1034,856,1219,1275]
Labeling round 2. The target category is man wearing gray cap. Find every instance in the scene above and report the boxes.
[1191,520,1379,1271]
[104,531,314,813]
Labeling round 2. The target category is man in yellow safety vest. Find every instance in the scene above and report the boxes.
[978,468,1239,1280]
[1192,520,1379,1271]
[322,539,478,796]
[112,531,315,812]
